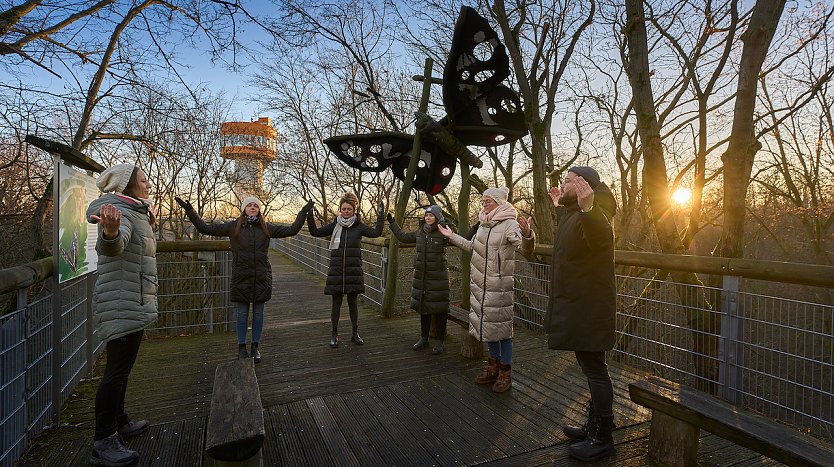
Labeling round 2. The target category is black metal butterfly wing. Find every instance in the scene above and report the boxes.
[323,6,526,194]
[441,6,527,147]
[324,133,456,195]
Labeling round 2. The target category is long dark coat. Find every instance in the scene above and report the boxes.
[544,186,617,352]
[307,211,384,295]
[185,208,306,303]
[389,220,450,315]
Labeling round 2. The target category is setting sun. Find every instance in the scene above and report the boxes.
[672,187,692,205]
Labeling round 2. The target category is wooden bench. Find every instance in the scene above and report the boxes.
[205,358,265,466]
[629,375,834,467]
[448,304,482,359]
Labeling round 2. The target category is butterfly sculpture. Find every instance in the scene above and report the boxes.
[324,6,528,195]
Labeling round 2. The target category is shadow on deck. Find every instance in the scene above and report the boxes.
[19,251,775,466]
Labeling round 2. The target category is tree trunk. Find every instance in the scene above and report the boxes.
[719,0,786,259]
[624,0,718,393]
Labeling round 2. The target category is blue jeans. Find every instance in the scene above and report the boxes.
[487,338,513,365]
[235,302,265,344]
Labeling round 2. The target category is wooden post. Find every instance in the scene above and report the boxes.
[380,58,434,317]
[458,164,472,310]
[648,410,699,467]
[205,358,265,464]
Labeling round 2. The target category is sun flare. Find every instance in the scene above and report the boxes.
[672,188,692,205]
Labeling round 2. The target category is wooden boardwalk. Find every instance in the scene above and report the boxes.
[19,252,777,466]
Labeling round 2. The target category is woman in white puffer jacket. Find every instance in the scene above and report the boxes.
[438,187,535,393]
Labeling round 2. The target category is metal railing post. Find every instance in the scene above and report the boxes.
[719,274,743,404]
[85,273,95,374]
[381,246,388,292]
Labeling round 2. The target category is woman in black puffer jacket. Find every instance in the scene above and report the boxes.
[177,195,313,362]
[307,192,384,348]
[387,205,452,354]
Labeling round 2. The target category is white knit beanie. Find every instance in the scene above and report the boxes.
[241,196,262,212]
[96,163,135,193]
[482,187,510,205]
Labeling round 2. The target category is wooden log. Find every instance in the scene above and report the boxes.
[449,305,483,359]
[205,358,265,463]
[648,410,699,467]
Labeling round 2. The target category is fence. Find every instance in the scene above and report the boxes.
[0,242,233,467]
[276,235,834,442]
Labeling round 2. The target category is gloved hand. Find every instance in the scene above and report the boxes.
[386,213,395,224]
[174,196,193,212]
[303,199,315,212]
[378,202,385,217]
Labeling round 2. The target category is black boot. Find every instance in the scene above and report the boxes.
[413,336,428,350]
[251,343,261,363]
[568,415,615,461]
[330,331,340,348]
[238,343,248,360]
[351,326,364,345]
[563,401,594,440]
[431,339,444,355]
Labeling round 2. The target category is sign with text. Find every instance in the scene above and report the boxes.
[58,162,99,282]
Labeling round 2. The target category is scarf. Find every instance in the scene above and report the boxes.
[478,202,518,227]
[330,215,357,250]
[246,215,260,224]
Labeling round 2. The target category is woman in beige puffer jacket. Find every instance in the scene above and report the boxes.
[438,187,535,393]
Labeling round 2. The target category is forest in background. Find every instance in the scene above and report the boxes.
[1,0,832,273]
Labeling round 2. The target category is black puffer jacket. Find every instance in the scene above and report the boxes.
[545,184,617,352]
[389,220,450,315]
[307,211,384,295]
[185,207,307,303]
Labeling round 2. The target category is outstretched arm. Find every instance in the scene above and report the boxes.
[438,223,474,252]
[362,202,385,238]
[271,200,314,238]
[387,213,417,244]
[307,209,334,237]
[176,197,233,237]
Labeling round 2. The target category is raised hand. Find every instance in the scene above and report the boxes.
[574,177,595,212]
[437,223,453,238]
[378,202,385,217]
[386,212,395,224]
[174,196,194,212]
[548,186,562,208]
[518,216,533,238]
[90,204,122,240]
[303,199,315,213]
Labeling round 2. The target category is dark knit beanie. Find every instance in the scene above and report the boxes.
[425,205,445,223]
[568,166,601,188]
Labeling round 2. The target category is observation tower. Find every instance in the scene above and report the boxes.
[220,117,278,198]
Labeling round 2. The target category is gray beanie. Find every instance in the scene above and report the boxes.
[482,187,510,204]
[568,166,601,188]
[425,205,445,223]
[96,163,135,193]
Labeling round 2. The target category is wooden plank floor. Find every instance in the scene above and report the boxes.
[18,251,779,466]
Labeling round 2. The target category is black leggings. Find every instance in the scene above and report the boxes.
[575,350,614,417]
[94,330,144,440]
[331,293,359,333]
[420,314,448,340]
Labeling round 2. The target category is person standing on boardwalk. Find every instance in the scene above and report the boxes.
[438,187,535,393]
[387,205,452,355]
[545,166,618,461]
[86,164,156,466]
[307,192,384,348]
[176,195,313,362]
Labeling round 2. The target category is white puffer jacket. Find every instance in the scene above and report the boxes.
[448,216,534,342]
[86,194,158,341]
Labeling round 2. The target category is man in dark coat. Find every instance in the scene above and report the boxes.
[545,166,617,461]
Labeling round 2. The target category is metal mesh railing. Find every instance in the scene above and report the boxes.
[0,248,233,466]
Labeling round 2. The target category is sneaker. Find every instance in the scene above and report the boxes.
[90,433,139,466]
[117,419,149,439]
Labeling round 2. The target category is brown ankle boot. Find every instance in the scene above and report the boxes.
[475,357,500,384]
[492,364,512,393]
